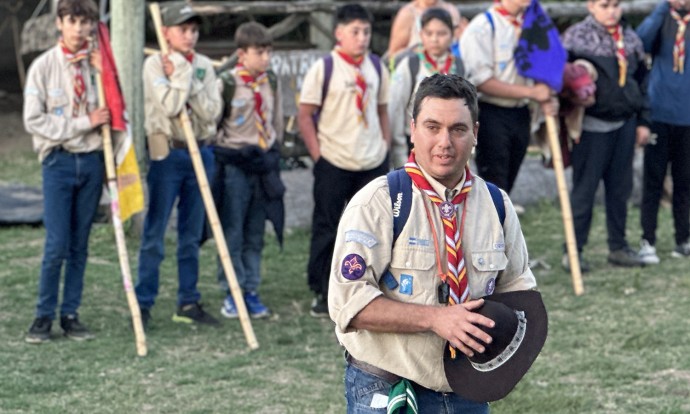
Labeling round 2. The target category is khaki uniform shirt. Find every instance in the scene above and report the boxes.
[23,45,101,162]
[460,8,533,108]
[143,52,222,143]
[328,170,536,392]
[215,69,284,149]
[300,51,389,171]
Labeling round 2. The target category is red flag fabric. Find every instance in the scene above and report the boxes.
[97,22,126,132]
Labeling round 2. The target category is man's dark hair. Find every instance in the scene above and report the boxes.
[235,22,273,49]
[57,0,98,21]
[412,74,479,124]
[335,3,374,26]
[420,7,454,32]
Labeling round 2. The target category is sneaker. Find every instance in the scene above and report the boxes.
[172,303,219,326]
[141,308,151,330]
[671,242,690,258]
[608,247,644,267]
[310,294,329,318]
[60,314,95,341]
[220,295,239,319]
[561,253,591,273]
[639,239,660,265]
[25,317,52,344]
[244,292,271,319]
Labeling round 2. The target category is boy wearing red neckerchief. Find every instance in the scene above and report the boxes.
[637,0,690,263]
[136,3,222,329]
[23,0,109,344]
[214,22,284,319]
[562,0,651,270]
[299,3,390,318]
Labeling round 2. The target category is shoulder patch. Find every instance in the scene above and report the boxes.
[341,254,367,280]
[345,230,378,248]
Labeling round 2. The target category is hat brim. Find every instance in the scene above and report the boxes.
[444,290,548,402]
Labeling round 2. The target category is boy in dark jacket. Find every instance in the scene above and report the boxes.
[562,0,651,270]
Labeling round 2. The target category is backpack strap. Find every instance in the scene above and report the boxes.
[485,181,506,227]
[218,70,236,122]
[484,10,495,35]
[386,168,413,244]
[312,54,334,127]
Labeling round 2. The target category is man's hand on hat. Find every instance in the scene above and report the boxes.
[431,298,495,358]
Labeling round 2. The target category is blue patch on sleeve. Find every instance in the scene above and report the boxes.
[399,274,413,295]
[345,230,378,248]
[341,253,367,280]
[382,271,399,290]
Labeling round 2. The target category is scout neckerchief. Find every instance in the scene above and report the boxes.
[405,151,473,358]
[336,49,368,127]
[236,64,270,149]
[387,378,418,414]
[183,51,195,63]
[606,24,627,87]
[420,49,454,75]
[494,3,524,35]
[60,39,89,117]
[670,8,690,74]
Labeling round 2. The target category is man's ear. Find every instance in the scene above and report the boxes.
[409,119,417,145]
[473,122,479,146]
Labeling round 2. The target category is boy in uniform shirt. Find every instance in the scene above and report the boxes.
[23,0,110,343]
[298,3,391,317]
[136,3,222,327]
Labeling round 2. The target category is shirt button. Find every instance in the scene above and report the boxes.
[478,258,485,265]
[405,261,411,267]
[489,264,495,269]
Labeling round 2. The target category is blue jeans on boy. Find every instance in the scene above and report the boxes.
[345,363,489,414]
[136,146,213,310]
[36,149,104,319]
[216,163,266,293]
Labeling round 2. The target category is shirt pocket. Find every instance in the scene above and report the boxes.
[471,250,508,274]
[46,90,70,116]
[388,247,436,303]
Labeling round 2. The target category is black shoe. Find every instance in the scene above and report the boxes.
[60,314,95,341]
[608,247,644,267]
[561,253,591,273]
[310,294,329,318]
[25,317,52,344]
[135,308,151,331]
[172,303,219,326]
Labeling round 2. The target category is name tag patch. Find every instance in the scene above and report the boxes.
[345,230,378,248]
[341,253,366,280]
[399,274,413,295]
[408,237,430,247]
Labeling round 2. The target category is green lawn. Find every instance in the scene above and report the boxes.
[1,150,689,413]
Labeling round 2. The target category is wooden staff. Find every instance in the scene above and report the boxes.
[94,66,148,357]
[545,115,584,296]
[149,3,259,349]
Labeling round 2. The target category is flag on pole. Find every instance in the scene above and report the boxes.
[514,0,567,92]
[97,22,144,221]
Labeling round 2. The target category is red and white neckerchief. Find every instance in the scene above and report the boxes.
[404,151,473,357]
[606,24,627,87]
[183,52,195,64]
[670,8,690,74]
[420,49,454,75]
[494,4,524,36]
[336,49,369,127]
[236,64,270,149]
[59,39,89,117]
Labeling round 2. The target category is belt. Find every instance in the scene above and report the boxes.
[345,351,401,383]
[169,138,210,150]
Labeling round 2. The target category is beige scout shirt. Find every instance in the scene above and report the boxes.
[300,51,389,171]
[460,8,533,108]
[143,52,222,143]
[215,69,284,150]
[24,45,102,162]
[388,53,453,168]
[329,169,536,392]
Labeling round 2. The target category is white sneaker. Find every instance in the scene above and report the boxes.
[639,239,660,264]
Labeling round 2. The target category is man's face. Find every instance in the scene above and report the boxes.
[164,22,199,54]
[239,46,272,75]
[410,97,478,188]
[588,0,622,27]
[56,15,93,52]
[335,19,371,58]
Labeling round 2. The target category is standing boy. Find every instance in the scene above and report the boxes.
[298,3,390,317]
[136,4,222,327]
[636,0,690,263]
[23,0,109,343]
[460,0,556,195]
[214,22,284,319]
[562,0,650,269]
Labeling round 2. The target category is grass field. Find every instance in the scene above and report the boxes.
[1,150,689,413]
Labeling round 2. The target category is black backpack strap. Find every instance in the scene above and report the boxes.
[312,54,334,127]
[218,70,236,121]
[485,181,506,227]
[387,168,413,244]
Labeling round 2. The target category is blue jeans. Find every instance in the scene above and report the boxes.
[36,150,104,319]
[215,163,266,293]
[136,147,213,309]
[344,363,489,414]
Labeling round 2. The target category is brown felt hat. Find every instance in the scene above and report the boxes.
[444,290,548,402]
